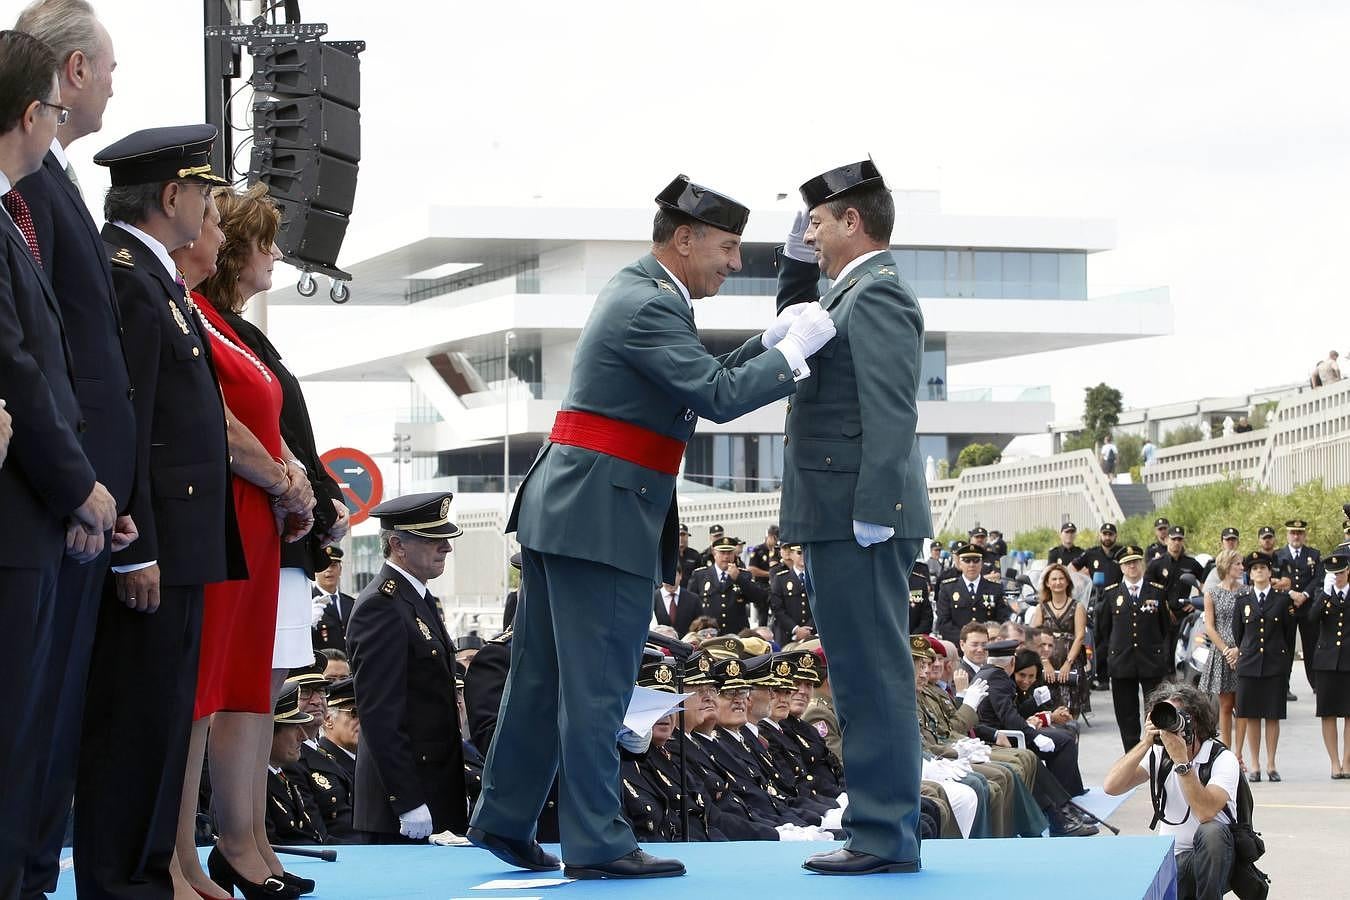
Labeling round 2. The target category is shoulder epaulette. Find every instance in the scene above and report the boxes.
[1103,583,1120,592]
[941,575,959,584]
[1148,581,1166,590]
[109,246,135,269]
[488,627,513,644]
[692,565,711,574]
[379,578,398,597]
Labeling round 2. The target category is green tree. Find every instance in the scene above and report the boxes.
[1251,400,1278,429]
[1083,383,1124,443]
[1162,424,1205,448]
[953,442,1001,475]
[1113,432,1144,471]
[1060,431,1097,453]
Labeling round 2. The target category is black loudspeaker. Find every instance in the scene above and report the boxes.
[273,198,349,270]
[250,41,360,106]
[252,95,360,162]
[248,144,357,215]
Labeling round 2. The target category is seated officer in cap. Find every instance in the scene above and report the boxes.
[687,537,767,635]
[759,656,837,805]
[618,660,684,842]
[767,541,814,646]
[472,174,836,881]
[320,676,359,780]
[777,650,844,797]
[77,122,248,899]
[346,492,467,844]
[936,544,1012,644]
[313,546,356,653]
[283,656,362,843]
[264,686,327,846]
[739,654,837,821]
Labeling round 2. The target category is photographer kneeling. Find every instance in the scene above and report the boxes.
[1103,683,1238,900]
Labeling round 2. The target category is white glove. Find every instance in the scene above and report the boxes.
[617,726,652,754]
[776,303,836,364]
[1032,685,1052,706]
[398,803,434,840]
[762,303,810,350]
[853,520,895,548]
[1033,734,1055,754]
[311,593,330,626]
[784,210,815,263]
[961,678,989,710]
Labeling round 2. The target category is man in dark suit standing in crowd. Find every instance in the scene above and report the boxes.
[313,545,355,652]
[768,541,813,646]
[687,537,767,634]
[653,573,699,636]
[1275,519,1321,695]
[776,160,932,875]
[75,124,243,900]
[11,6,140,894]
[0,31,117,897]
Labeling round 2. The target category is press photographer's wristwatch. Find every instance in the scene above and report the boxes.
[1173,762,1194,776]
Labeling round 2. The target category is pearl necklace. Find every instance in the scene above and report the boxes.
[181,293,273,383]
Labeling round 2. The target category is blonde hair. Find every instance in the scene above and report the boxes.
[198,183,280,313]
[1214,548,1242,581]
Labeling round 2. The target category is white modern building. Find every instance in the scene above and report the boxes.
[272,193,1173,509]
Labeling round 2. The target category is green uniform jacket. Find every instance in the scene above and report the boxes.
[775,252,931,541]
[509,254,796,580]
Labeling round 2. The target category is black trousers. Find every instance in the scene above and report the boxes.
[22,549,110,899]
[0,561,60,900]
[73,580,203,900]
[1112,675,1164,751]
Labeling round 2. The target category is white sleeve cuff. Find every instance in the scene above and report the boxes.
[111,560,156,574]
[777,344,812,382]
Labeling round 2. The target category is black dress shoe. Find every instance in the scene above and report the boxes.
[206,847,300,899]
[466,827,560,871]
[802,849,921,875]
[278,871,315,895]
[563,849,685,880]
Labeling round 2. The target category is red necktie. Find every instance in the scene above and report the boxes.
[3,190,42,266]
[668,592,678,625]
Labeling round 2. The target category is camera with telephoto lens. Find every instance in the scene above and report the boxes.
[1150,700,1192,746]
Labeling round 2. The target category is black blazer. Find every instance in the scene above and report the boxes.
[1274,546,1322,595]
[224,311,342,576]
[0,206,95,568]
[19,152,135,509]
[1232,588,1298,678]
[768,568,813,645]
[652,586,700,636]
[1306,586,1350,672]
[346,563,466,836]
[1098,581,1171,679]
[974,665,1038,746]
[318,735,357,782]
[102,223,243,586]
[935,575,1010,643]
[312,588,356,653]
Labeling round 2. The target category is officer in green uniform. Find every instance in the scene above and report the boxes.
[470,175,836,880]
[777,159,931,874]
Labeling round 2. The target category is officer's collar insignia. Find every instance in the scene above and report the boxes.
[111,246,134,268]
[380,579,397,596]
[169,300,191,335]
[415,617,433,640]
[847,277,858,286]
[656,278,676,294]
[312,773,331,790]
[877,266,895,276]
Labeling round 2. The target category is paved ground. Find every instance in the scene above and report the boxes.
[1075,665,1350,896]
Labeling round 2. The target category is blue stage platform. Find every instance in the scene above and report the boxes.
[52,835,1177,900]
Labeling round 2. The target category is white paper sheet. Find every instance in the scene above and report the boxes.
[622,685,691,735]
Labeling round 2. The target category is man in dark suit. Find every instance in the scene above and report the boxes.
[1144,525,1205,669]
[1275,519,1321,694]
[1098,546,1170,750]
[775,160,932,875]
[935,544,1011,643]
[686,538,767,634]
[653,575,699,637]
[346,493,467,843]
[12,11,137,891]
[0,32,118,897]
[265,687,327,845]
[74,124,243,900]
[767,542,813,645]
[472,176,831,881]
[312,545,356,653]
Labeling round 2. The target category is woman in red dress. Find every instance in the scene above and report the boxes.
[168,190,315,899]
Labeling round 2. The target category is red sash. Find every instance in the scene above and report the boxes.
[548,410,685,476]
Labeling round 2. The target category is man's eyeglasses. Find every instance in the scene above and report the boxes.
[39,100,71,126]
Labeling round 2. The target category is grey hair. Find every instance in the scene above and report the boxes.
[379,528,395,558]
[103,182,164,227]
[1144,682,1219,744]
[14,0,102,66]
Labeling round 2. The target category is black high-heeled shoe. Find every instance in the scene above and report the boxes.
[206,847,300,899]
[277,871,315,895]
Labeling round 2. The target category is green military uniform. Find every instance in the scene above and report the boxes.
[777,161,932,866]
[472,178,799,869]
[801,695,843,763]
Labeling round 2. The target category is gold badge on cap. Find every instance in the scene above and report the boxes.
[776,661,792,678]
[415,617,433,640]
[698,655,712,673]
[440,497,451,519]
[727,660,741,677]
[656,665,673,684]
[800,655,814,669]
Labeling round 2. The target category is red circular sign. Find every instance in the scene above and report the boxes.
[320,447,384,526]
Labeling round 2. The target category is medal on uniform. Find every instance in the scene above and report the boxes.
[1116,596,1124,608]
[169,300,190,335]
[415,617,433,640]
[312,773,332,790]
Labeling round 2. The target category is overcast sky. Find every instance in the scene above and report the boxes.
[26,0,1350,454]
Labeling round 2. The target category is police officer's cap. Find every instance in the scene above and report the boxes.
[285,650,329,689]
[1061,522,1078,533]
[678,523,690,536]
[740,653,777,687]
[986,639,1020,658]
[776,649,821,685]
[509,551,522,569]
[370,491,463,539]
[1284,519,1309,531]
[655,175,749,236]
[1117,545,1145,564]
[710,657,751,690]
[683,650,716,686]
[1154,517,1170,528]
[326,676,356,711]
[322,545,344,563]
[702,635,746,660]
[1100,523,1118,534]
[1243,551,1274,571]
[711,537,738,553]
[910,634,936,662]
[1258,525,1276,539]
[1168,525,1186,538]
[956,543,984,561]
[94,124,228,187]
[1325,554,1350,574]
[637,660,679,693]
[708,524,724,536]
[1221,527,1240,540]
[456,633,485,651]
[768,654,798,688]
[799,158,887,210]
[273,685,314,726]
[968,526,988,538]
[782,541,802,553]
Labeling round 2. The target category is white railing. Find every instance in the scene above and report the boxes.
[931,449,1123,535]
